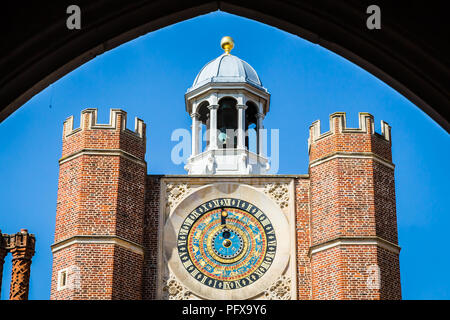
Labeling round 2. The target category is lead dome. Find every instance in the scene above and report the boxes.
[188,53,266,93]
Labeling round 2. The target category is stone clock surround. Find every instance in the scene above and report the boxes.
[156,176,301,300]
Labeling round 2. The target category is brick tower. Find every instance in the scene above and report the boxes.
[50,109,147,299]
[308,112,401,299]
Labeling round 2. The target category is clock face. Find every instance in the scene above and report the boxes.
[177,198,277,290]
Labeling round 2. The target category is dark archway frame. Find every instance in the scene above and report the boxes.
[1,1,449,131]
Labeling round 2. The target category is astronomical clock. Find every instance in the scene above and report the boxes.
[160,181,295,300]
[178,198,276,291]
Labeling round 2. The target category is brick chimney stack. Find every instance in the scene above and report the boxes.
[8,229,36,300]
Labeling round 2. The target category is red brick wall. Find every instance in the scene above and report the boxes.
[373,162,398,244]
[51,244,115,299]
[310,157,379,243]
[310,246,341,299]
[377,246,401,299]
[310,245,401,300]
[142,175,161,300]
[51,109,146,300]
[112,246,143,300]
[339,245,379,300]
[294,178,312,299]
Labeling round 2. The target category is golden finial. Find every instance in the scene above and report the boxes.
[221,36,234,54]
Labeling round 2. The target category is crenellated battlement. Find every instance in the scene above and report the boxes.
[308,112,391,146]
[60,108,146,161]
[63,108,145,139]
[308,112,393,163]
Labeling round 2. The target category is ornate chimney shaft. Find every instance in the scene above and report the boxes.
[8,229,36,300]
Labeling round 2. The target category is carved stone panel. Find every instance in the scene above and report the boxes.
[263,183,290,210]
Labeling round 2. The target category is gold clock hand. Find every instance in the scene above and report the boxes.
[221,209,228,226]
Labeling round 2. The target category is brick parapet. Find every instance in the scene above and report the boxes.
[61,108,146,161]
[308,112,392,163]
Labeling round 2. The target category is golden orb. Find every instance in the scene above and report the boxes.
[221,36,234,54]
[221,211,228,218]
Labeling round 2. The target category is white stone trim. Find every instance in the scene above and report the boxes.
[59,148,146,167]
[57,267,69,291]
[309,237,401,256]
[51,235,144,255]
[309,152,395,170]
[185,148,270,175]
[185,83,270,114]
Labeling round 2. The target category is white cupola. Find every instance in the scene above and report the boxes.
[184,36,271,175]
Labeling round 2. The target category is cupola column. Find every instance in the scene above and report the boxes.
[208,104,219,150]
[191,112,200,156]
[236,104,247,149]
[256,112,265,155]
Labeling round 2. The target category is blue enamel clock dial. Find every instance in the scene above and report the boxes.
[177,198,277,290]
[212,227,244,260]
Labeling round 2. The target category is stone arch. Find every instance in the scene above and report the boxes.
[1,2,448,131]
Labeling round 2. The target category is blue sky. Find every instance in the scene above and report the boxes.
[0,11,448,300]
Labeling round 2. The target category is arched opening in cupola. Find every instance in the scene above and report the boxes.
[197,101,210,152]
[245,101,259,153]
[217,97,238,149]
